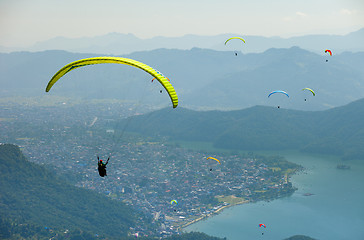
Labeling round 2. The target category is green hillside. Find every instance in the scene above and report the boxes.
[121,98,364,160]
[0,144,144,239]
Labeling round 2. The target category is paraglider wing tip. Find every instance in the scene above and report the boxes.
[45,82,54,92]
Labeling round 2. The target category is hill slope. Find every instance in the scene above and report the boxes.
[0,144,145,239]
[121,98,364,160]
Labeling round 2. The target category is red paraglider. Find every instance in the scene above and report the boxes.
[325,49,332,62]
[259,223,266,235]
[325,49,332,56]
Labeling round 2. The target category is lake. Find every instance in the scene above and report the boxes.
[185,151,364,240]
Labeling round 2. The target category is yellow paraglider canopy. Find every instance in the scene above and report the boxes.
[302,88,315,96]
[207,157,221,164]
[224,37,246,45]
[45,57,178,108]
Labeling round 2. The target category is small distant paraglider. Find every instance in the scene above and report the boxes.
[325,49,332,62]
[171,199,178,211]
[302,88,315,101]
[259,223,266,235]
[225,37,245,56]
[151,71,170,93]
[268,90,289,108]
[206,157,221,171]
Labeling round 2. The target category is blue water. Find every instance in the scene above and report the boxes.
[185,152,364,240]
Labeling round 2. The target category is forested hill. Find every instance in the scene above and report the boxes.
[122,98,364,161]
[0,143,142,239]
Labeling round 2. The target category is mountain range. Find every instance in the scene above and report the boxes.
[1,28,363,54]
[1,47,364,111]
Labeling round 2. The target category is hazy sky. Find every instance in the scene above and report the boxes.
[1,0,363,47]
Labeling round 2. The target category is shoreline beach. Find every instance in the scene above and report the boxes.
[180,199,250,230]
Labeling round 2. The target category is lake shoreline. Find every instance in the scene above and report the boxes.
[181,161,302,232]
[181,188,297,231]
[181,199,250,229]
[184,152,364,239]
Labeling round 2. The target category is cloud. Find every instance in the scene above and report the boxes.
[340,9,357,15]
[283,12,307,21]
[295,11,307,17]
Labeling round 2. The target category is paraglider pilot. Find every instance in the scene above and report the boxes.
[97,156,109,177]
